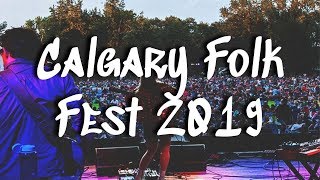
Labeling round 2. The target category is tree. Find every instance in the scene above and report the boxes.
[103,0,137,47]
[0,21,7,35]
[24,20,36,31]
[22,0,227,75]
[54,0,85,34]
[24,0,86,43]
[218,0,320,73]
[219,0,268,37]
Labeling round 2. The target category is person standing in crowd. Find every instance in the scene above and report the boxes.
[0,28,84,179]
[276,99,293,132]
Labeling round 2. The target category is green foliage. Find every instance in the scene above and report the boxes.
[0,21,7,35]
[218,0,320,73]
[23,0,319,74]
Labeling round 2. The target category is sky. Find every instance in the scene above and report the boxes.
[0,0,230,69]
[0,0,230,28]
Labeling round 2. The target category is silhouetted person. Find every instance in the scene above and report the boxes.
[0,28,84,179]
[276,99,293,133]
[134,76,176,180]
[110,76,175,180]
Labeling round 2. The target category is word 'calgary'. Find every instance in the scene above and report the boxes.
[37,36,284,98]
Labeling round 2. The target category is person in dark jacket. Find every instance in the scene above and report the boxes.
[0,28,84,179]
[275,99,293,133]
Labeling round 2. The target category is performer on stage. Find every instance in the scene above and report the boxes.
[134,76,176,180]
[110,76,177,180]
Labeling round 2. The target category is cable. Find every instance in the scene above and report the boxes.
[205,154,305,180]
[205,169,223,179]
[228,160,266,169]
[223,154,283,170]
[272,158,275,179]
[263,161,286,171]
[206,153,236,168]
[206,168,300,179]
[83,166,89,172]
[277,159,283,179]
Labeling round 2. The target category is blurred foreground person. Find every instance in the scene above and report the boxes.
[0,28,84,179]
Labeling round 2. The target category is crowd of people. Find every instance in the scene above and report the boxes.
[76,74,320,139]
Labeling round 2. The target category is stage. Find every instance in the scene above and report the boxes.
[83,135,320,179]
[82,156,320,179]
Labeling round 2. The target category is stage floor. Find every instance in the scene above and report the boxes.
[82,157,320,179]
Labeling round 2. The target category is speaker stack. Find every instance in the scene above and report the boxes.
[168,144,206,172]
[95,144,207,176]
[95,146,140,176]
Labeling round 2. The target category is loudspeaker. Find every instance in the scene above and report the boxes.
[96,146,140,176]
[168,144,206,172]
